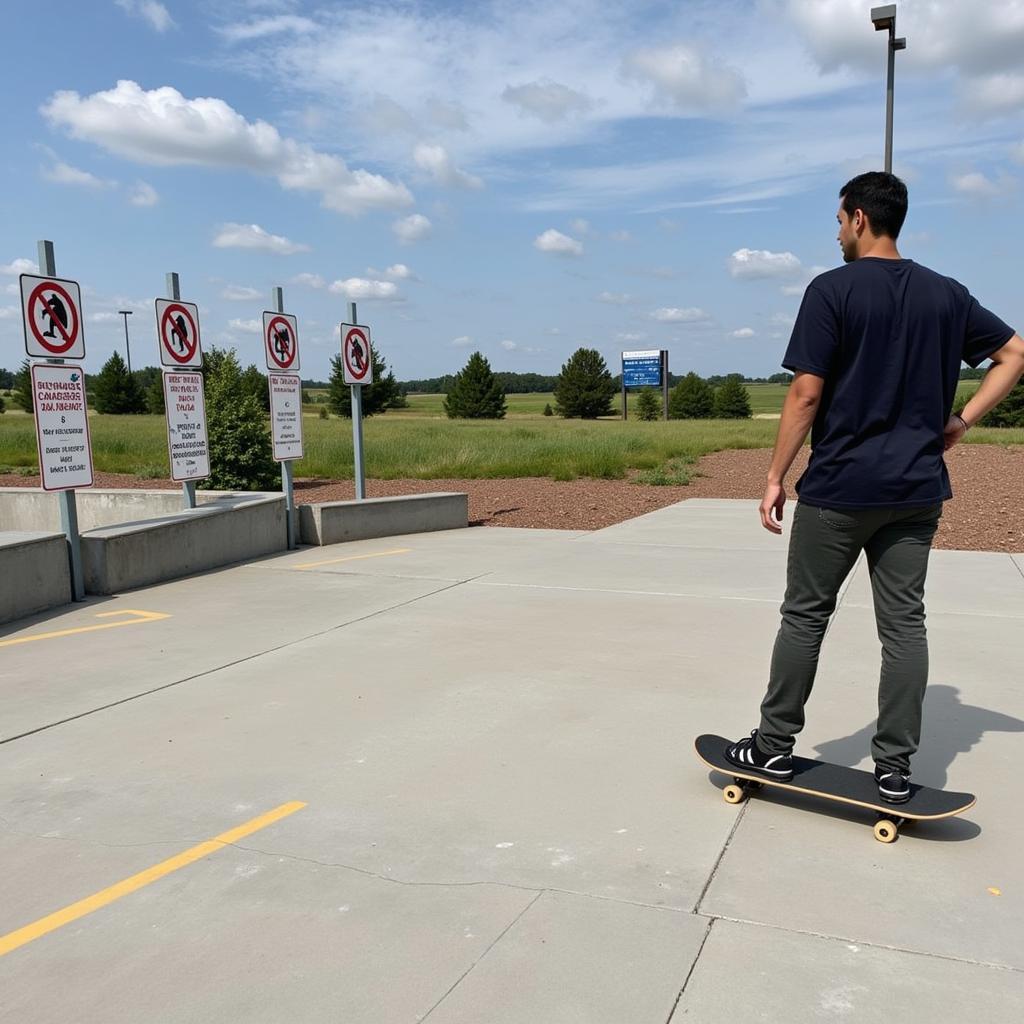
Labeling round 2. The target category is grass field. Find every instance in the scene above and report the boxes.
[2,381,1013,484]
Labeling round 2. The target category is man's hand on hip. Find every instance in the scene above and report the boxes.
[761,482,787,534]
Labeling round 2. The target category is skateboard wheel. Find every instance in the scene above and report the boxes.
[723,784,747,805]
[873,819,899,844]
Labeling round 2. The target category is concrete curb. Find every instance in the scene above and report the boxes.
[0,531,71,624]
[299,493,468,545]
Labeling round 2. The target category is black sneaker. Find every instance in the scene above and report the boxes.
[725,730,794,781]
[875,766,911,804]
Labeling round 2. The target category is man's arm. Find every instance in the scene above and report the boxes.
[945,334,1024,446]
[760,372,824,534]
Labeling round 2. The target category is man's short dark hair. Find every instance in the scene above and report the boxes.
[839,172,908,239]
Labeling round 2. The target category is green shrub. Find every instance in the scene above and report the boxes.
[554,348,616,419]
[444,352,507,419]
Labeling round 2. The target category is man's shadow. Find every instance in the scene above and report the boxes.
[813,684,1024,789]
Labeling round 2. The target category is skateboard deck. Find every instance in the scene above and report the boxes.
[695,734,975,843]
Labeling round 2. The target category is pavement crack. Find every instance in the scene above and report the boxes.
[693,797,747,915]
[0,577,481,747]
[665,917,714,1022]
[417,891,545,1021]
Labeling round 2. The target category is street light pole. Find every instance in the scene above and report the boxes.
[118,310,133,374]
[871,5,907,174]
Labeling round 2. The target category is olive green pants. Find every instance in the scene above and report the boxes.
[757,501,943,773]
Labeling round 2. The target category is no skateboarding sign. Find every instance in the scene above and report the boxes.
[263,311,300,372]
[268,373,304,461]
[20,274,85,360]
[31,363,94,491]
[156,298,203,368]
[340,323,373,385]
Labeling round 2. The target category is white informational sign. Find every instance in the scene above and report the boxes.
[340,323,374,385]
[268,373,304,462]
[263,311,300,372]
[621,348,662,361]
[162,371,210,482]
[155,298,204,368]
[30,363,94,492]
[21,274,86,361]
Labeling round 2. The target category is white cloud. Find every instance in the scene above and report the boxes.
[452,335,472,347]
[213,222,309,255]
[597,291,631,304]
[534,229,583,257]
[785,0,1024,113]
[501,80,594,122]
[227,318,263,334]
[290,272,326,289]
[951,170,1016,198]
[649,307,709,323]
[128,180,159,206]
[222,285,262,301]
[328,278,400,301]
[115,0,173,32]
[780,265,830,296]
[382,264,413,280]
[500,339,518,350]
[392,213,432,244]
[617,331,646,342]
[729,248,802,279]
[0,306,20,320]
[731,327,756,338]
[90,311,121,324]
[570,218,591,236]
[622,44,745,111]
[413,143,483,190]
[219,15,317,43]
[499,339,542,354]
[42,80,412,215]
[771,312,796,329]
[1,258,37,276]
[42,160,114,189]
[610,229,632,242]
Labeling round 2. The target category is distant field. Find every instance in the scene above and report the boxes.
[0,378,1015,484]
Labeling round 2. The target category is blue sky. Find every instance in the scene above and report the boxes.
[1,0,1022,382]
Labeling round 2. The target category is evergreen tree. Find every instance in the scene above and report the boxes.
[327,341,401,417]
[669,372,715,419]
[241,364,271,413]
[444,352,507,419]
[200,349,278,490]
[146,372,166,414]
[543,403,554,416]
[13,360,34,414]
[635,388,661,421]
[0,392,5,414]
[713,375,753,419]
[978,380,1024,427]
[92,352,147,414]
[0,368,13,390]
[553,348,616,419]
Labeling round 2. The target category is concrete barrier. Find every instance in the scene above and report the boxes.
[0,487,278,533]
[0,532,71,625]
[80,493,287,595]
[299,493,468,546]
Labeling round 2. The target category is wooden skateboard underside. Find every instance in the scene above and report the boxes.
[696,734,975,822]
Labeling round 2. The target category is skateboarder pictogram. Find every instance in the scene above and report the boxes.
[350,336,365,370]
[171,314,189,353]
[40,292,69,339]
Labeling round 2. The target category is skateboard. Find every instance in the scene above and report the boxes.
[695,734,975,843]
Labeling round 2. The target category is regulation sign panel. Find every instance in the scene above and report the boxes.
[31,363,94,491]
[622,349,663,388]
[268,373,304,462]
[340,323,374,385]
[156,299,203,368]
[162,371,210,481]
[21,274,85,360]
[263,311,300,372]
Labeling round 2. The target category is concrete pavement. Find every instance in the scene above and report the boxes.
[1,499,1022,1021]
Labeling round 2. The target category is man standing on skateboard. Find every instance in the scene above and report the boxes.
[726,171,1024,803]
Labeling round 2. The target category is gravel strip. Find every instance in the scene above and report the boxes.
[2,443,1020,551]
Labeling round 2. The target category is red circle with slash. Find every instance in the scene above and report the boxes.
[160,303,199,364]
[266,315,296,369]
[28,281,80,354]
[344,327,370,381]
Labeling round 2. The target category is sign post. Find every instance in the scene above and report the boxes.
[23,239,88,601]
[340,303,372,501]
[266,286,302,549]
[621,349,669,420]
[159,273,205,508]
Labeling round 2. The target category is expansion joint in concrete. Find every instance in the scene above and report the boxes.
[664,916,714,1023]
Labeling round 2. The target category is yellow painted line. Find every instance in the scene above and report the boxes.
[0,609,171,649]
[295,547,412,570]
[0,801,306,958]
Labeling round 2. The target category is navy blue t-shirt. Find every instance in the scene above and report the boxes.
[783,258,1015,508]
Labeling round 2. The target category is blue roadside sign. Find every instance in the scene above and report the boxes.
[622,349,662,388]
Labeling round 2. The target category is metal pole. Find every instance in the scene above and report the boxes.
[273,286,297,548]
[622,379,627,421]
[662,350,669,421]
[38,239,85,602]
[166,272,196,509]
[348,300,366,500]
[884,28,895,173]
[119,311,133,374]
